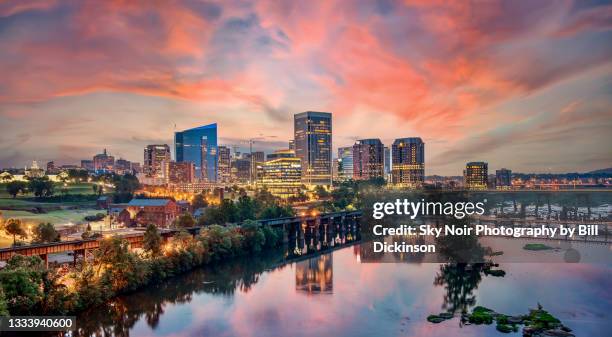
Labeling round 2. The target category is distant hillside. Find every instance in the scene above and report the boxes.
[587,168,612,174]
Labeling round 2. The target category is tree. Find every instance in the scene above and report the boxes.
[94,237,148,293]
[6,181,27,198]
[241,220,266,254]
[28,177,54,198]
[112,174,140,203]
[0,172,13,182]
[191,193,208,210]
[3,219,27,246]
[314,185,330,199]
[32,223,60,243]
[0,255,45,314]
[143,224,162,257]
[174,213,195,228]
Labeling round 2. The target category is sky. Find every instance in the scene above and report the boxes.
[0,0,611,175]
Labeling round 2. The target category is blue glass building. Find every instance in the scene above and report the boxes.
[174,123,218,182]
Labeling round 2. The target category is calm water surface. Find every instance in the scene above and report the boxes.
[74,242,611,337]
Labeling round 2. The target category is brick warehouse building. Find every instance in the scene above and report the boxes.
[117,198,180,228]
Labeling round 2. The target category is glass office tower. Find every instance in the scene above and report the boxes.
[174,123,218,182]
[294,111,332,186]
[391,137,425,188]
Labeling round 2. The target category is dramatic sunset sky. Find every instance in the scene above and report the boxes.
[0,0,610,175]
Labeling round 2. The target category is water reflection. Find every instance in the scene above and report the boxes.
[295,253,333,295]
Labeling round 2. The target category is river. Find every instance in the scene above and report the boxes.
[72,239,611,337]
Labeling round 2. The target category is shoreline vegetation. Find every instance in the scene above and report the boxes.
[0,221,286,317]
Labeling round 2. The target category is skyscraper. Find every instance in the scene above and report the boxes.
[294,111,332,186]
[144,144,171,178]
[175,123,218,182]
[353,139,384,180]
[464,162,488,190]
[217,145,231,184]
[384,146,391,178]
[391,138,425,188]
[496,168,512,189]
[337,146,353,181]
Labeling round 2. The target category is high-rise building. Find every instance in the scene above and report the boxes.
[168,161,195,184]
[231,159,251,183]
[93,149,115,172]
[384,146,391,178]
[337,146,353,181]
[294,111,332,186]
[80,160,94,171]
[464,162,488,190]
[267,149,296,161]
[250,151,265,182]
[260,156,302,199]
[288,140,295,151]
[175,123,218,182]
[115,158,132,175]
[217,145,231,184]
[496,168,512,189]
[391,138,425,188]
[144,144,171,178]
[353,139,384,180]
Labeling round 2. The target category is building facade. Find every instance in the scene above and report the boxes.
[337,146,354,181]
[168,161,195,184]
[294,111,332,186]
[464,162,488,190]
[93,149,115,172]
[353,139,384,180]
[217,145,231,184]
[391,138,425,188]
[260,156,302,199]
[175,123,218,182]
[496,168,512,189]
[144,144,171,178]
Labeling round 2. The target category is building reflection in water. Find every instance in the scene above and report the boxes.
[295,253,333,294]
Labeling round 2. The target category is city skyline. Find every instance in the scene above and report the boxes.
[0,1,611,175]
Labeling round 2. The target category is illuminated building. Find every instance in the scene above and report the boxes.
[231,158,251,183]
[289,140,295,150]
[93,149,115,172]
[295,253,333,294]
[80,159,94,171]
[144,144,171,178]
[391,138,424,188]
[496,168,512,189]
[294,111,332,186]
[464,162,488,190]
[384,146,391,179]
[117,198,180,228]
[168,161,195,184]
[217,145,231,184]
[251,151,265,182]
[353,139,384,180]
[266,149,295,160]
[337,146,353,181]
[175,123,218,182]
[115,158,132,175]
[260,153,302,198]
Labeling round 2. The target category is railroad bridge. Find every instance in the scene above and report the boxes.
[0,210,363,267]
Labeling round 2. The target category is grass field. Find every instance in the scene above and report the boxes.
[0,182,102,198]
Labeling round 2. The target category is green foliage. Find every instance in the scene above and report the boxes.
[174,212,196,228]
[469,306,495,324]
[0,286,9,316]
[6,180,27,198]
[112,174,140,203]
[95,237,150,293]
[523,243,553,251]
[84,213,106,222]
[143,224,162,257]
[28,177,55,198]
[0,255,45,314]
[32,222,60,243]
[241,220,266,254]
